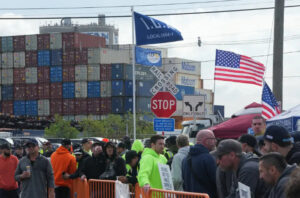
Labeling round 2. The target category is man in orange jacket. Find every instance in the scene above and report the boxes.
[51,139,76,198]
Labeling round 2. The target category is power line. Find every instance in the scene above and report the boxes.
[200,50,300,63]
[0,4,299,20]
[0,0,252,11]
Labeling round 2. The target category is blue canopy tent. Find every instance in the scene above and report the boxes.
[266,104,300,133]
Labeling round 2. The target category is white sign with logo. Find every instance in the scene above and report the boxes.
[183,95,205,118]
[150,66,178,95]
[158,163,174,191]
[238,182,251,198]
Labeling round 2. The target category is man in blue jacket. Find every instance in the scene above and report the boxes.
[182,129,217,198]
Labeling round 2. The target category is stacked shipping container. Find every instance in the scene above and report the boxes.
[0,32,209,123]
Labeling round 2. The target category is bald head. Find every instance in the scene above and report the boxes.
[196,129,216,151]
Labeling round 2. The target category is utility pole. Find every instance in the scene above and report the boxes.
[273,0,285,108]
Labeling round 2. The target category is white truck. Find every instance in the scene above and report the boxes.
[181,115,221,143]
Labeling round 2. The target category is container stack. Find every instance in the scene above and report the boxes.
[0,32,212,125]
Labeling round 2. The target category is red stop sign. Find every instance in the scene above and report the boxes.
[151,91,177,118]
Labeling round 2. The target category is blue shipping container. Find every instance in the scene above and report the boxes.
[137,97,151,113]
[125,80,133,97]
[63,82,75,98]
[174,85,195,100]
[111,97,124,114]
[2,85,13,100]
[51,49,62,66]
[136,81,154,97]
[111,80,124,96]
[26,100,38,116]
[38,50,51,66]
[14,101,26,116]
[87,81,100,98]
[124,97,133,113]
[50,66,63,82]
[2,37,13,52]
[111,64,132,80]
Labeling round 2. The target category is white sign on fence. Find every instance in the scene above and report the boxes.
[158,163,174,191]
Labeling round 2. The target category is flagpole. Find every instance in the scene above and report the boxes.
[131,6,137,140]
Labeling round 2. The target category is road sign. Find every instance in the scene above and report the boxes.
[183,95,205,118]
[150,66,179,95]
[154,118,175,132]
[151,91,177,118]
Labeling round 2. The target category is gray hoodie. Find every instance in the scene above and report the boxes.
[171,146,190,191]
[268,164,297,198]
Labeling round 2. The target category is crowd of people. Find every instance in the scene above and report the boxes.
[0,115,300,198]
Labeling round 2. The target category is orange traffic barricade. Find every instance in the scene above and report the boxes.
[70,178,90,198]
[88,179,135,198]
[135,184,209,198]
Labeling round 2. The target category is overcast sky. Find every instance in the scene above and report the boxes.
[1,0,299,117]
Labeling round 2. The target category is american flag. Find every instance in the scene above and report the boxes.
[214,49,265,86]
[262,82,281,119]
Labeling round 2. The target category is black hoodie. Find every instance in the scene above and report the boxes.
[268,164,297,198]
[286,142,300,165]
[69,151,90,179]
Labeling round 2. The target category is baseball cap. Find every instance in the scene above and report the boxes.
[24,139,38,147]
[216,139,242,158]
[264,125,293,147]
[238,134,257,148]
[0,143,11,150]
[74,148,83,155]
[81,138,90,144]
[61,139,72,146]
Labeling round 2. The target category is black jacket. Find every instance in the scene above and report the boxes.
[227,153,267,198]
[69,152,90,179]
[268,164,297,198]
[81,153,106,180]
[286,143,300,165]
[102,157,126,180]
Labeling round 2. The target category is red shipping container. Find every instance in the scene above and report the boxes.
[62,66,75,82]
[38,83,50,99]
[87,98,101,115]
[37,67,50,83]
[100,64,112,80]
[26,84,38,100]
[75,48,88,65]
[101,97,112,114]
[37,34,50,50]
[13,68,26,84]
[74,99,88,115]
[50,83,62,99]
[63,99,75,115]
[14,84,26,100]
[13,36,26,51]
[50,99,63,115]
[63,50,75,66]
[62,32,105,50]
[25,51,38,67]
[2,101,13,115]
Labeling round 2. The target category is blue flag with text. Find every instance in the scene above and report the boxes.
[135,46,162,66]
[134,12,183,45]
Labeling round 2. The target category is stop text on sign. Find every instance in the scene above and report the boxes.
[152,99,176,110]
[151,91,177,118]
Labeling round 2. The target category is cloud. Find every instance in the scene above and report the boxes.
[0,13,40,36]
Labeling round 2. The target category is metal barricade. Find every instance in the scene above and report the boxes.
[88,179,135,198]
[70,178,90,198]
[135,185,210,198]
